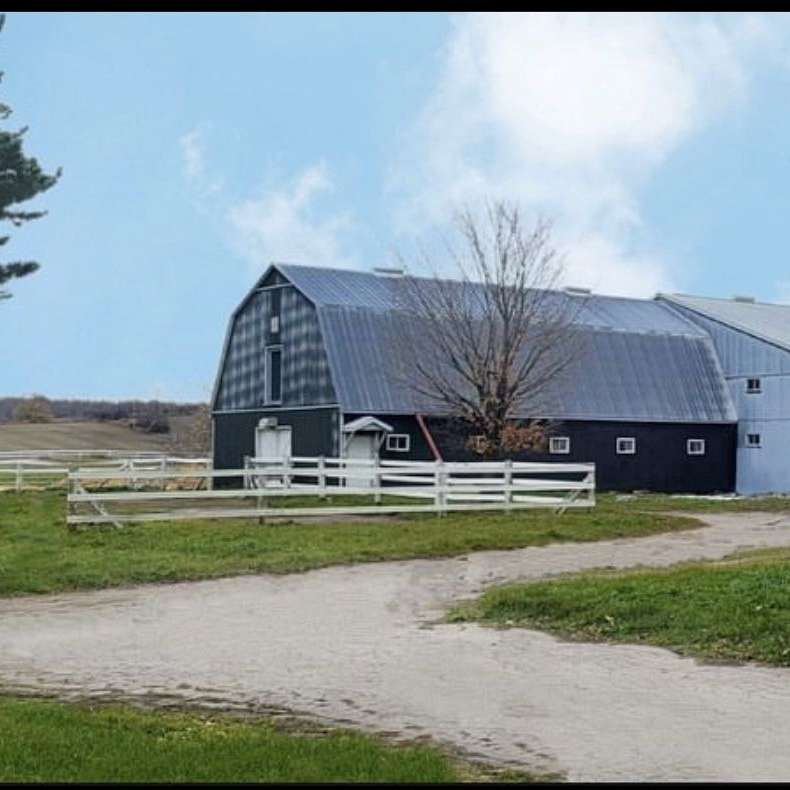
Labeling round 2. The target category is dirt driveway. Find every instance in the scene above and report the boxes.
[2,512,790,781]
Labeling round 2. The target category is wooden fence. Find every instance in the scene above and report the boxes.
[0,452,210,493]
[65,456,595,527]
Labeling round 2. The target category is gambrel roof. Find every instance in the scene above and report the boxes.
[214,263,737,424]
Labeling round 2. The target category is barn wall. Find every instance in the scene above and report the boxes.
[214,285,336,411]
[349,414,735,493]
[666,303,790,493]
[213,407,340,476]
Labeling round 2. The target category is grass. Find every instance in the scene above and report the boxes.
[0,694,538,783]
[448,546,790,666]
[0,490,703,597]
[0,420,171,452]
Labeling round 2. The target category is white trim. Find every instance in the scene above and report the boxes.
[549,436,571,455]
[386,433,411,452]
[686,438,706,456]
[616,437,636,455]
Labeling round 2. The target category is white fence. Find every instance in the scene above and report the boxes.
[0,451,210,493]
[65,456,595,527]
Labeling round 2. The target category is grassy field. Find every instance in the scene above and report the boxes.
[449,545,790,666]
[0,490,702,597]
[0,695,535,783]
[0,420,171,452]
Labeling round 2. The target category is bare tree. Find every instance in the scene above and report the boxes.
[13,394,53,423]
[391,201,585,459]
[168,404,211,456]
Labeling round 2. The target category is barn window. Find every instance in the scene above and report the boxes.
[616,437,636,455]
[687,439,706,456]
[266,346,282,404]
[386,434,410,452]
[746,378,762,394]
[269,288,282,337]
[746,432,762,448]
[549,436,570,454]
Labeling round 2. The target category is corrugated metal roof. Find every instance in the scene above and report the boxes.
[264,264,735,423]
[277,263,705,336]
[661,293,790,352]
[318,305,737,423]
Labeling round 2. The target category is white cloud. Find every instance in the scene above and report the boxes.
[226,163,354,272]
[392,12,786,297]
[179,126,224,204]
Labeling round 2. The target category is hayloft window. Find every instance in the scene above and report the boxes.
[616,437,636,455]
[746,432,762,448]
[746,378,762,394]
[386,434,410,452]
[549,436,570,454]
[266,346,282,404]
[269,288,282,337]
[687,439,706,456]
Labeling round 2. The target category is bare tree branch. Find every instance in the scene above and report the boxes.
[389,200,586,459]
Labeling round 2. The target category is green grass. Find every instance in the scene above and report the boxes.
[0,694,527,783]
[449,546,790,666]
[610,492,790,514]
[0,490,702,597]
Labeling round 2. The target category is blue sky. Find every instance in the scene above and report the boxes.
[3,12,790,401]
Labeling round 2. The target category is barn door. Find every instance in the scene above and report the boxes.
[345,433,377,489]
[255,425,292,462]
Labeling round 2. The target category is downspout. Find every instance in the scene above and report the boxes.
[416,413,443,462]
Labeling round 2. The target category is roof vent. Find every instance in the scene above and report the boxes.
[564,286,592,296]
[373,267,405,277]
[733,295,756,303]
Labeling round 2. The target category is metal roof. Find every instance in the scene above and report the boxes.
[278,263,706,335]
[316,304,736,423]
[228,263,736,424]
[660,293,790,352]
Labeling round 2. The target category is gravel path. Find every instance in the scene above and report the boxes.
[3,512,790,781]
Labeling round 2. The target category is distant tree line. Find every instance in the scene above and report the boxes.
[0,396,202,433]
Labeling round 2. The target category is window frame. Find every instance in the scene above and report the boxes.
[746,432,762,448]
[265,345,283,405]
[549,436,571,455]
[686,438,706,456]
[746,378,762,394]
[385,433,410,453]
[616,436,637,455]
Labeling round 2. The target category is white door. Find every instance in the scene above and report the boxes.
[346,433,377,489]
[255,426,292,461]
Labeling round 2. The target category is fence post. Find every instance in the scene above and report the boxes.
[434,460,446,516]
[504,458,513,510]
[374,459,382,505]
[160,457,166,491]
[15,461,21,492]
[243,455,250,490]
[284,455,291,490]
[318,456,326,499]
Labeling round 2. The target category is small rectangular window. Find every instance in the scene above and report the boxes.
[746,432,761,448]
[616,437,636,455]
[386,434,410,452]
[687,439,706,456]
[266,347,282,404]
[746,378,762,394]
[270,315,280,334]
[549,436,570,454]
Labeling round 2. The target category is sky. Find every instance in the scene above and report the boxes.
[3,11,790,401]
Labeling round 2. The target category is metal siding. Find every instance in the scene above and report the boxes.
[215,284,336,411]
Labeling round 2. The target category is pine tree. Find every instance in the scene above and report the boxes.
[0,13,61,300]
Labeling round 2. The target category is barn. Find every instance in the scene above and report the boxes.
[658,293,790,494]
[211,263,737,493]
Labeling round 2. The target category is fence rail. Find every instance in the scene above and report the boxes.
[66,456,595,527]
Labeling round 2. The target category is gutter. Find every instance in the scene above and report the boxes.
[416,413,443,462]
